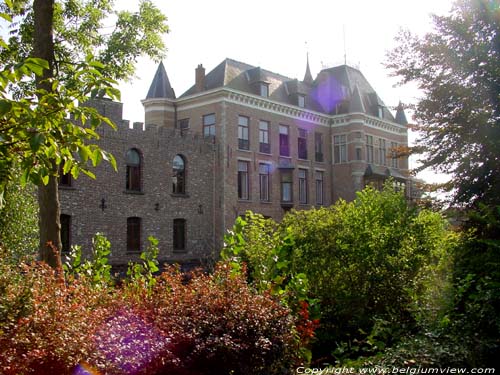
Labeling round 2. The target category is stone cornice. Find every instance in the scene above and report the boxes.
[160,88,408,134]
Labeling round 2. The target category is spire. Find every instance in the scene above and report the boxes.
[395,101,408,125]
[146,61,175,99]
[303,53,313,84]
[349,85,366,113]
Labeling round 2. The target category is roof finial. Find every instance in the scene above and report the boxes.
[303,44,313,84]
[343,25,347,65]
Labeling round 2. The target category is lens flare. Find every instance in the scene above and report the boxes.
[74,362,101,375]
[310,75,346,114]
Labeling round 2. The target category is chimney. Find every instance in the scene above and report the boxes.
[195,64,205,92]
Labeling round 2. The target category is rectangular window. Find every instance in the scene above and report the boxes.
[334,134,347,163]
[356,147,362,161]
[178,118,189,131]
[259,163,270,202]
[203,113,216,137]
[238,161,250,200]
[173,218,186,252]
[315,171,324,205]
[279,125,290,157]
[298,168,308,204]
[238,115,250,150]
[391,142,399,168]
[259,120,270,153]
[366,135,374,163]
[298,94,306,108]
[298,128,308,159]
[260,83,269,97]
[60,214,71,254]
[379,138,387,165]
[58,164,72,187]
[281,171,293,203]
[314,132,324,162]
[127,217,141,253]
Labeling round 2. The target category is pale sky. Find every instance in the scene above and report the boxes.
[115,0,454,185]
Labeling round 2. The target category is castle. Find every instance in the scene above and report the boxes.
[59,57,409,266]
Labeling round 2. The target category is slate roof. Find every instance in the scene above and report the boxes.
[146,62,176,99]
[152,58,402,123]
[395,102,409,125]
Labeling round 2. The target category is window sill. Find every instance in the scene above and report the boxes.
[258,151,272,156]
[260,200,272,204]
[238,199,252,203]
[171,193,190,198]
[237,148,252,153]
[124,190,145,195]
[298,157,309,161]
[126,251,142,255]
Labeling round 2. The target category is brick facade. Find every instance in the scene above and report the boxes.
[59,58,409,266]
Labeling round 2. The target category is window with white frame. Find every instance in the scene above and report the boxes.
[259,163,270,202]
[333,135,347,163]
[298,128,308,159]
[238,115,250,150]
[315,171,324,205]
[391,141,399,168]
[280,170,293,203]
[237,161,250,200]
[279,125,290,157]
[203,113,216,137]
[298,94,306,108]
[379,138,387,166]
[315,132,324,162]
[298,168,308,204]
[366,135,374,163]
[259,120,270,153]
[260,83,269,97]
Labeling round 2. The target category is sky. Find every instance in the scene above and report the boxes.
[114,0,455,185]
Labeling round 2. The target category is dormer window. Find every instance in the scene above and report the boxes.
[378,106,384,118]
[260,83,269,97]
[298,94,306,108]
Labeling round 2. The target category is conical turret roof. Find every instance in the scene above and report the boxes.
[303,53,313,84]
[395,102,408,125]
[146,62,175,99]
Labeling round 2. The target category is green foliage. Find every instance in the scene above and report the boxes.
[222,212,319,363]
[0,168,38,262]
[126,236,160,290]
[386,0,500,207]
[223,184,456,362]
[63,233,113,287]
[1,0,168,86]
[0,54,119,206]
[447,205,500,366]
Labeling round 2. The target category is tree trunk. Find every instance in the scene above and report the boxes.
[33,0,62,269]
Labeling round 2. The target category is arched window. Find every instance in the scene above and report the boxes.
[126,148,141,191]
[172,154,186,194]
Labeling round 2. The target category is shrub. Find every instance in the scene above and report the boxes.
[0,241,298,374]
[0,262,113,374]
[222,184,456,362]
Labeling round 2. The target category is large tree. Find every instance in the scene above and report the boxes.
[0,0,168,267]
[386,0,500,207]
